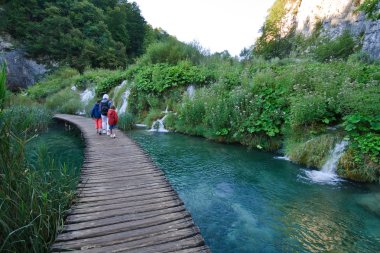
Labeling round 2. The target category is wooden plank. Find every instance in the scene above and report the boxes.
[66,199,184,223]
[70,195,181,215]
[63,206,188,232]
[56,211,191,242]
[76,184,171,198]
[73,192,178,209]
[52,219,195,251]
[71,234,205,253]
[76,186,174,203]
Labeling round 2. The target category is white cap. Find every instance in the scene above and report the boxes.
[103,94,109,99]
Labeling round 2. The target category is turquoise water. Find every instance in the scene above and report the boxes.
[25,120,84,173]
[128,130,380,253]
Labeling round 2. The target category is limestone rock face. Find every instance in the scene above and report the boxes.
[0,36,48,90]
[280,0,380,59]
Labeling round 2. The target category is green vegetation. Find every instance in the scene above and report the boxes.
[0,63,6,109]
[1,0,147,72]
[1,1,380,251]
[357,0,380,20]
[0,65,84,252]
[28,47,380,183]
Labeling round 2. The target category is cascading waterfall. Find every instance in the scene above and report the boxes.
[149,106,170,132]
[187,85,195,99]
[114,80,127,94]
[149,115,169,133]
[304,140,348,184]
[77,88,95,115]
[117,89,130,115]
[80,88,95,104]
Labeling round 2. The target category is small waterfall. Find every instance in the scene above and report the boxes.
[304,140,348,184]
[77,88,95,115]
[149,105,170,132]
[114,80,127,94]
[71,86,77,91]
[187,85,195,99]
[149,115,169,133]
[80,88,95,105]
[117,89,130,115]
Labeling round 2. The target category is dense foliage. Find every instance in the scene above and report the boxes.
[1,0,147,72]
[253,0,299,59]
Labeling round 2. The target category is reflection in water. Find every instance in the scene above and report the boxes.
[128,130,380,253]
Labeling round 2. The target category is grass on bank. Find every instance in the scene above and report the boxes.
[0,63,84,252]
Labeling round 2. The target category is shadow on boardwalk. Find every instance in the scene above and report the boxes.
[51,114,210,253]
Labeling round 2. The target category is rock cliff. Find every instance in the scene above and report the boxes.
[0,36,47,91]
[279,0,380,59]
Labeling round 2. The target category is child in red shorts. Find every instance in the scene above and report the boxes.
[91,100,102,134]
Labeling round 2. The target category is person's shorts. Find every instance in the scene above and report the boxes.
[109,124,116,130]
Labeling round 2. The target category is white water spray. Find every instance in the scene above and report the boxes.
[149,105,170,132]
[77,88,95,115]
[114,80,127,94]
[305,140,348,184]
[149,115,169,133]
[80,88,95,105]
[187,85,195,99]
[117,89,130,115]
[274,156,290,161]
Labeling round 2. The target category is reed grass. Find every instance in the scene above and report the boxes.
[0,104,83,252]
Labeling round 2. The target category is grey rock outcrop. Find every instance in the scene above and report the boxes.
[278,0,380,59]
[0,36,48,90]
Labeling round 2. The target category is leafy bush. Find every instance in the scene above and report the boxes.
[289,93,331,126]
[28,67,79,100]
[133,61,215,93]
[343,114,380,163]
[94,70,127,96]
[338,81,380,116]
[163,112,177,131]
[313,31,357,62]
[137,38,204,65]
[176,89,207,136]
[45,88,82,114]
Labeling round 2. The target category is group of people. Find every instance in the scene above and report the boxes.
[90,94,119,138]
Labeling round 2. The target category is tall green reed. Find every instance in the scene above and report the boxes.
[0,102,83,252]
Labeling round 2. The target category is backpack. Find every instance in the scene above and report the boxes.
[91,103,101,118]
[100,100,109,116]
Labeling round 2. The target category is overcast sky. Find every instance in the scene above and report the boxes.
[132,0,275,56]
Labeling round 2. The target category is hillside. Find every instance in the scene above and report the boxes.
[255,0,380,60]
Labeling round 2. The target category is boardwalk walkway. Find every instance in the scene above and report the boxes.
[51,114,209,253]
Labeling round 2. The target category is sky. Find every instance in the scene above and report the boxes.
[132,0,276,56]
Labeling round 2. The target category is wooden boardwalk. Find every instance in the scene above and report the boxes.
[52,114,210,253]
